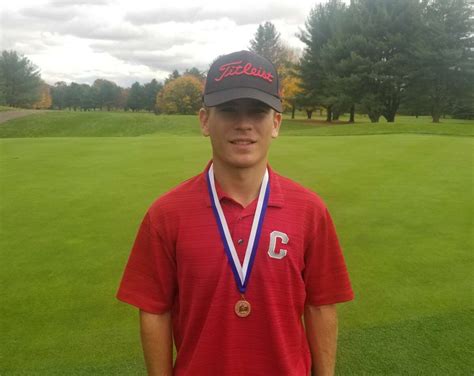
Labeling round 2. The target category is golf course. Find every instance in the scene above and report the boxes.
[1,111,473,375]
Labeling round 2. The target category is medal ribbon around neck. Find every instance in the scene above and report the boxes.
[206,163,270,293]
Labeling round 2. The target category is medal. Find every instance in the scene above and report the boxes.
[235,298,251,318]
[206,163,270,318]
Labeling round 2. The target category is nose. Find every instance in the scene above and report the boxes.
[233,113,253,131]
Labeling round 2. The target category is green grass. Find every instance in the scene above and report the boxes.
[0,111,202,137]
[1,111,473,374]
[0,110,472,138]
[0,105,17,112]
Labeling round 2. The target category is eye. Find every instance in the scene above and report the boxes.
[249,107,269,116]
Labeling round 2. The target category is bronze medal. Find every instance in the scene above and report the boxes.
[235,299,251,318]
[207,164,269,320]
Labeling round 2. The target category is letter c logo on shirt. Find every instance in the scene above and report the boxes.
[268,231,289,260]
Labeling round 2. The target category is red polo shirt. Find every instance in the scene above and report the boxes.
[117,162,353,376]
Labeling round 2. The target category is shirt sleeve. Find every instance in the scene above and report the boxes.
[116,211,177,314]
[303,207,354,306]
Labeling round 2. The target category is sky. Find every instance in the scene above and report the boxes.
[1,0,324,88]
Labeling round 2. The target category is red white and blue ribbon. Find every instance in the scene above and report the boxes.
[206,163,270,294]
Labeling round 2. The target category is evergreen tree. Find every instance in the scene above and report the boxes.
[165,70,181,85]
[67,82,82,111]
[51,81,68,110]
[127,82,144,112]
[79,84,97,111]
[249,22,283,66]
[0,67,6,105]
[347,0,423,122]
[143,79,163,112]
[406,0,473,122]
[93,79,121,111]
[298,0,347,121]
[184,67,205,81]
[0,50,41,108]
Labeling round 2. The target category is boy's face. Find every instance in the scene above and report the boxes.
[199,98,282,170]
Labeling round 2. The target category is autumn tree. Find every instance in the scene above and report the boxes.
[32,82,52,109]
[282,75,303,119]
[276,45,302,118]
[0,50,41,108]
[157,75,203,114]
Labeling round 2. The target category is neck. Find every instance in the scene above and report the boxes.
[211,160,267,207]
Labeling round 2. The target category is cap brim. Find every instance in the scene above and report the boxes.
[203,87,282,113]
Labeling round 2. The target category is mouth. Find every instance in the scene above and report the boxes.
[229,139,256,145]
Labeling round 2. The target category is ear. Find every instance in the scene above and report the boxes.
[199,107,210,137]
[271,110,282,138]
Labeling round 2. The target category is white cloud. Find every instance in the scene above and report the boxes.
[1,0,320,87]
[126,3,307,25]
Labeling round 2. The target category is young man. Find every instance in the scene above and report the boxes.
[117,50,354,376]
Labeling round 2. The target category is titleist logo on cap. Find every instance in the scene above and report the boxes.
[215,60,274,83]
[203,50,283,112]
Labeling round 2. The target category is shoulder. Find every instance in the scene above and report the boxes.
[146,172,206,224]
[274,171,327,210]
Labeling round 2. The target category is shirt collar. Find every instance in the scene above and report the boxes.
[202,160,284,208]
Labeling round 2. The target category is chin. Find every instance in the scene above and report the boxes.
[226,156,263,169]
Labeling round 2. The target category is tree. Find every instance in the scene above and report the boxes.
[0,67,6,105]
[276,45,303,118]
[51,81,68,110]
[405,0,473,122]
[165,70,181,85]
[296,92,319,119]
[300,0,428,123]
[79,84,97,111]
[143,79,163,112]
[184,67,206,81]
[299,0,347,122]
[0,50,41,108]
[92,79,121,111]
[32,82,52,109]
[280,65,303,119]
[127,82,144,111]
[249,22,283,66]
[115,87,129,111]
[66,82,82,110]
[156,75,203,114]
[348,0,423,122]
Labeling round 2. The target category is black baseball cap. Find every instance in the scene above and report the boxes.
[203,50,282,112]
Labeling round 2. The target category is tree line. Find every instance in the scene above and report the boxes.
[0,50,206,114]
[0,0,472,122]
[295,0,473,122]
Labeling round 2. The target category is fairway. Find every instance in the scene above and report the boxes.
[1,112,473,375]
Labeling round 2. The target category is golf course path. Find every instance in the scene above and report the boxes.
[0,110,48,124]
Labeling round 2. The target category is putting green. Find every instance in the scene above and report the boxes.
[1,113,472,374]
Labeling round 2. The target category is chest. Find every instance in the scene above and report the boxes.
[174,205,307,288]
